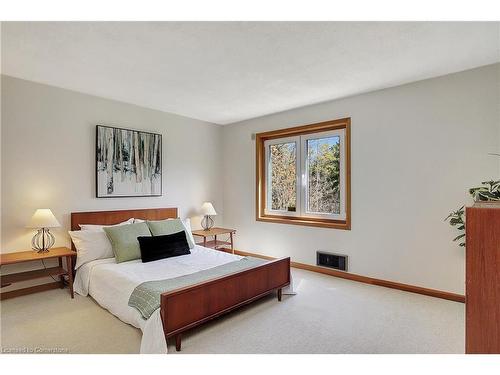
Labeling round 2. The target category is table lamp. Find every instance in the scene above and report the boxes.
[200,202,217,230]
[27,209,61,253]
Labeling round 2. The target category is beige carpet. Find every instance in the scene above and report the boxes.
[0,268,464,354]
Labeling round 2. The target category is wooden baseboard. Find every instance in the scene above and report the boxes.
[232,249,465,303]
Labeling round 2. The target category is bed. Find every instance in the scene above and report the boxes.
[71,208,291,353]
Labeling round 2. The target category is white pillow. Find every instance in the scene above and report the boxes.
[69,230,115,269]
[133,217,196,246]
[181,218,197,247]
[79,218,134,231]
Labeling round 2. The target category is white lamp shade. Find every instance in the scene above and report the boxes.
[200,202,217,216]
[27,209,61,228]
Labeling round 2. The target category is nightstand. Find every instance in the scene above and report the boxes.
[0,247,76,300]
[192,227,236,253]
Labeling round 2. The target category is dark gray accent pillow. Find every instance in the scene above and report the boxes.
[137,231,191,263]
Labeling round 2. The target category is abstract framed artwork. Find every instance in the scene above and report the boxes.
[96,125,162,198]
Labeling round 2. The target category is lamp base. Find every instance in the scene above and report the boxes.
[32,228,55,253]
[201,215,214,231]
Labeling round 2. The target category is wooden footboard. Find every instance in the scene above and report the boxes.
[160,257,291,351]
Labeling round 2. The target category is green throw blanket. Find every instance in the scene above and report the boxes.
[128,257,267,319]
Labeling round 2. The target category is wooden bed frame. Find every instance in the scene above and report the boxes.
[71,207,291,352]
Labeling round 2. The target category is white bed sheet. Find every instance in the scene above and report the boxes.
[74,246,294,354]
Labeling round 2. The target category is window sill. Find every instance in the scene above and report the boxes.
[256,214,351,230]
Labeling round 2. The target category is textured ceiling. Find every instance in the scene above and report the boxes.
[2,22,499,124]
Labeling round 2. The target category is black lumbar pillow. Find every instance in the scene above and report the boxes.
[137,230,191,263]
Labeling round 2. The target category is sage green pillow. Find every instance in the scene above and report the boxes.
[146,218,195,249]
[104,222,151,263]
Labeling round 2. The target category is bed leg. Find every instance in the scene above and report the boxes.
[277,288,282,301]
[175,334,182,352]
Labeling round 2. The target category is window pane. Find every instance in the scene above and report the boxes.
[269,142,297,212]
[306,136,340,214]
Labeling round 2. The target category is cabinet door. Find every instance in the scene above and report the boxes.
[465,206,500,354]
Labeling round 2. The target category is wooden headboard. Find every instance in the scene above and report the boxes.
[69,207,178,265]
[70,207,178,231]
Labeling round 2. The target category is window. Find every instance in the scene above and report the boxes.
[256,118,350,229]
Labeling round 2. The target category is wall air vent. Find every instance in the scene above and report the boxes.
[316,251,348,271]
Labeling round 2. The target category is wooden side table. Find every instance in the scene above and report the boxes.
[0,247,76,300]
[192,227,236,253]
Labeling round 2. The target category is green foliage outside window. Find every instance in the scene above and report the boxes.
[269,137,341,214]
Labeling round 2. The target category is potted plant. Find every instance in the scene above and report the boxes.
[445,179,500,247]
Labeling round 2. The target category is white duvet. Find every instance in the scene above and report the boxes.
[74,246,245,353]
[74,246,294,354]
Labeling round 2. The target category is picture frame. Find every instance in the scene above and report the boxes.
[96,125,162,198]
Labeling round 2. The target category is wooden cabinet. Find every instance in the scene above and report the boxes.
[465,203,500,353]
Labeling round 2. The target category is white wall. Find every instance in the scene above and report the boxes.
[1,75,224,252]
[222,63,500,294]
[2,64,499,295]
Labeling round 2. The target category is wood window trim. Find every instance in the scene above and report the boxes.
[256,117,351,230]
